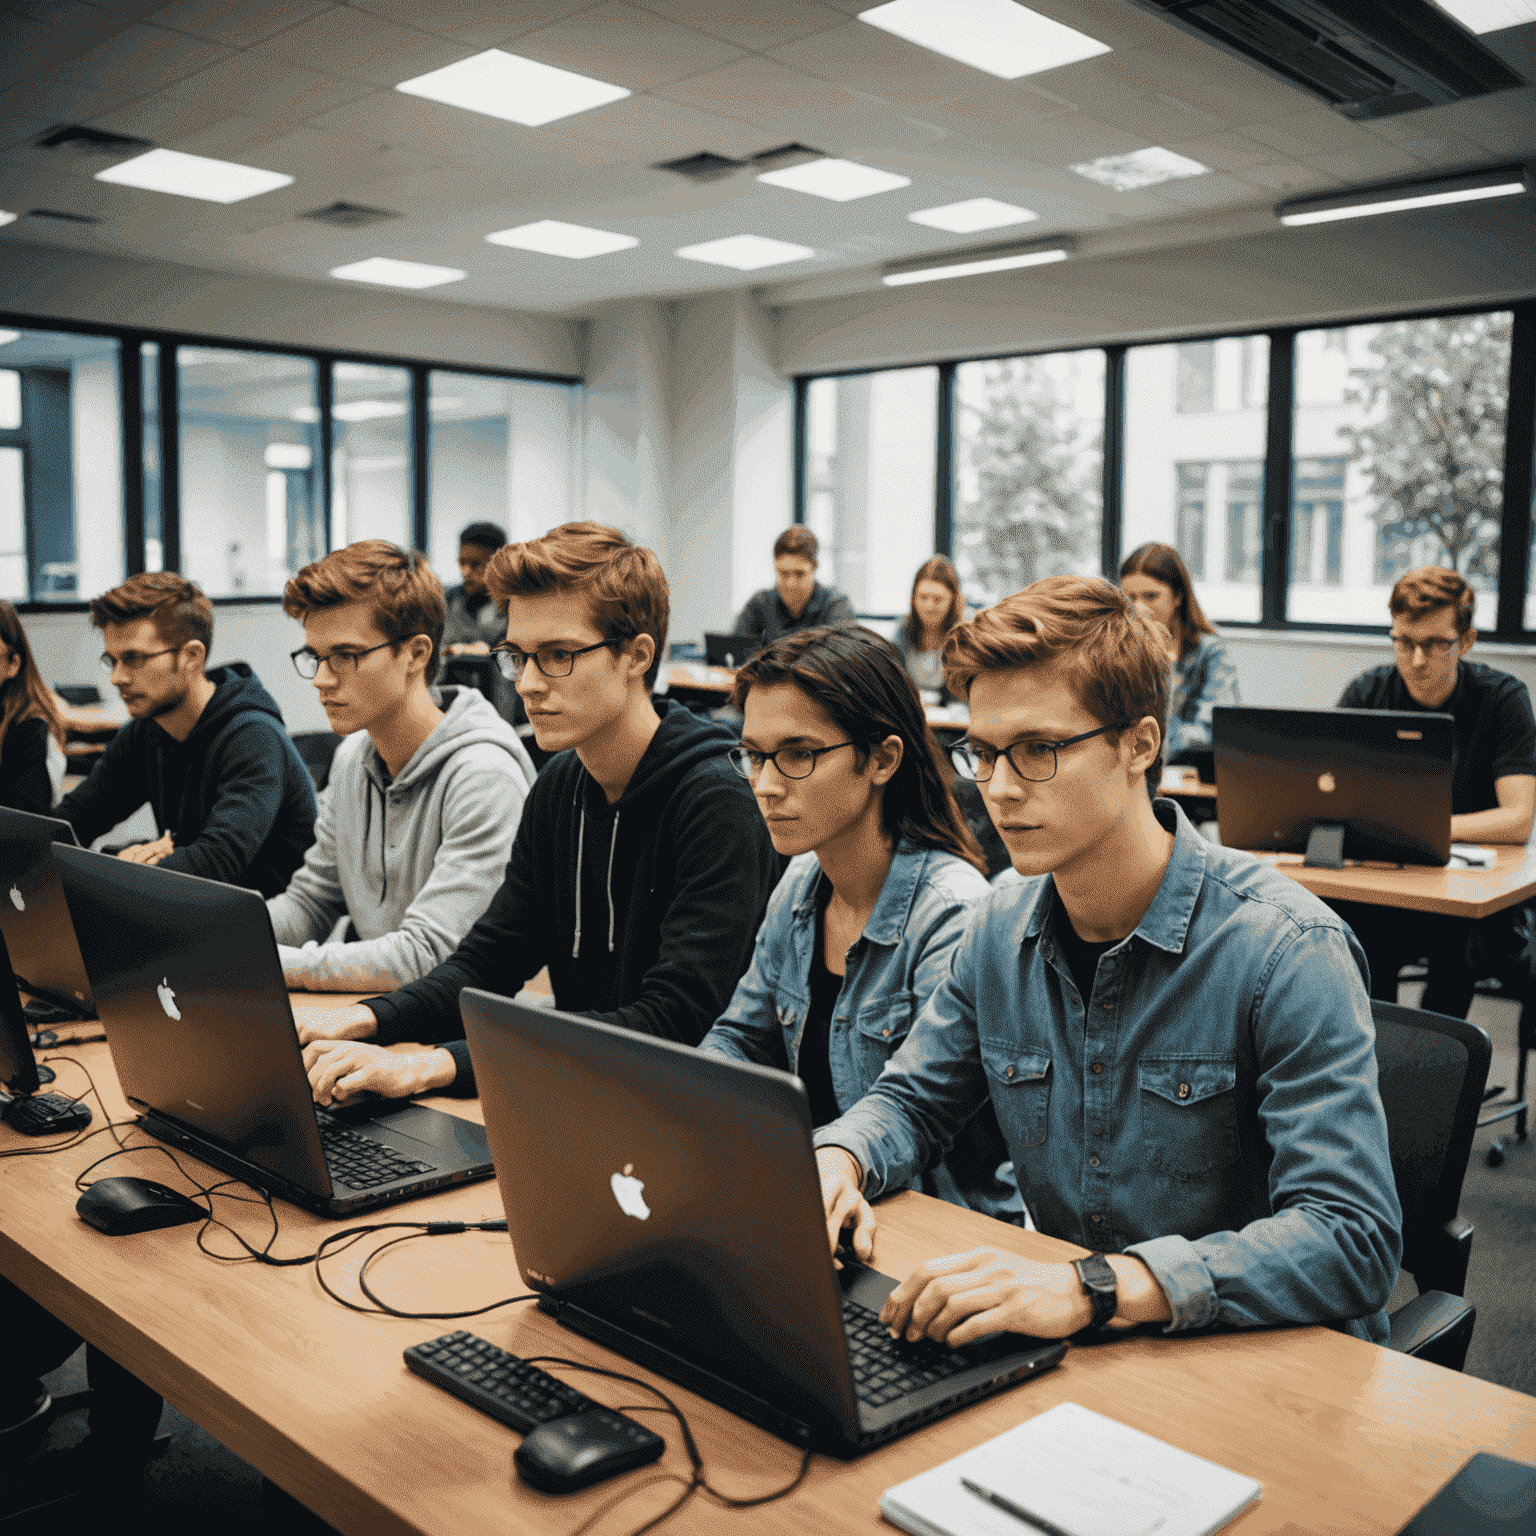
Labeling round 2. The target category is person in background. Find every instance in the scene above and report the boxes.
[895,556,966,707]
[731,526,855,652]
[700,626,1018,1220]
[268,541,535,993]
[1333,566,1536,1017]
[0,601,67,813]
[1120,542,1237,768]
[442,521,507,656]
[55,574,315,897]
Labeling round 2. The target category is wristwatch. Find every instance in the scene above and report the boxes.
[1072,1253,1118,1331]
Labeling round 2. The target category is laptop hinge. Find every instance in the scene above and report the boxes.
[1303,822,1346,868]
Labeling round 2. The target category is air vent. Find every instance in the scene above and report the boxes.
[651,151,745,183]
[28,208,101,224]
[299,201,403,229]
[34,124,153,157]
[1127,0,1524,118]
[748,143,825,170]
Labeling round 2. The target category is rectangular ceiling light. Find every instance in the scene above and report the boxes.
[882,241,1070,286]
[675,234,816,271]
[0,211,16,228]
[859,0,1109,80]
[1072,146,1209,191]
[332,399,407,422]
[95,148,294,204]
[1430,0,1536,32]
[1276,165,1532,225]
[486,220,638,258]
[756,157,911,201]
[909,197,1038,233]
[396,49,630,127]
[330,257,467,289]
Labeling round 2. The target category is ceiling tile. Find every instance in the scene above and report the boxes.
[510,2,745,93]
[657,52,863,125]
[160,52,378,124]
[83,88,243,142]
[0,4,125,90]
[1239,109,1376,159]
[635,0,853,52]
[1363,125,1500,168]
[553,92,771,158]
[349,0,597,49]
[1163,131,1279,172]
[1305,143,1421,181]
[1236,161,1339,193]
[1102,44,1310,122]
[1146,170,1258,209]
[767,20,994,106]
[247,7,468,86]
[145,0,333,47]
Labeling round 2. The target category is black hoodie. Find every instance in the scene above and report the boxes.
[57,663,317,898]
[365,699,784,1091]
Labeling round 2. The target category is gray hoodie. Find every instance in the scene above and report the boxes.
[267,686,535,992]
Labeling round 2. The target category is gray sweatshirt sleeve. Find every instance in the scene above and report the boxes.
[267,781,345,948]
[276,755,529,993]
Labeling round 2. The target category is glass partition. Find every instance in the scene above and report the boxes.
[331,361,411,550]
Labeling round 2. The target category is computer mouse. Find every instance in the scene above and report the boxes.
[76,1177,206,1236]
[514,1409,665,1494]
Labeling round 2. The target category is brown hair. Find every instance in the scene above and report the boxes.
[1389,566,1476,636]
[904,555,965,644]
[732,625,985,872]
[773,525,819,563]
[284,540,446,685]
[1119,542,1215,652]
[944,575,1170,758]
[89,572,213,654]
[487,521,669,690]
[0,602,65,751]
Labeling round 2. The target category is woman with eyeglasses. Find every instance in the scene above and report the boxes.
[700,625,1022,1222]
[0,601,67,814]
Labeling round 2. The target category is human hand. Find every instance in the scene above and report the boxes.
[118,832,175,866]
[816,1145,876,1266]
[880,1248,1093,1347]
[302,1039,456,1105]
[293,1005,379,1046]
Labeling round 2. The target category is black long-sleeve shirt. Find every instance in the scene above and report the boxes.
[0,715,55,816]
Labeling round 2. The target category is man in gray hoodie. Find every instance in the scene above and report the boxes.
[267,540,535,992]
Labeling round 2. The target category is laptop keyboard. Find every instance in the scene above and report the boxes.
[317,1120,436,1190]
[843,1295,972,1409]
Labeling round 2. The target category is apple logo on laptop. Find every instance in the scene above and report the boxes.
[610,1163,650,1221]
[8,884,23,912]
[156,977,181,1021]
[1318,772,1337,794]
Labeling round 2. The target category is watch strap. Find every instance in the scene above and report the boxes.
[1073,1252,1118,1331]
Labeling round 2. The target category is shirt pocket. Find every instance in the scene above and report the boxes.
[849,993,915,1086]
[1138,1055,1240,1183]
[980,1043,1051,1149]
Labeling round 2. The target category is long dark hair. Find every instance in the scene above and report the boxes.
[902,555,965,647]
[0,602,65,751]
[731,625,985,873]
[1119,542,1216,653]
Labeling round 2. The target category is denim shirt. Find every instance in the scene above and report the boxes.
[814,802,1402,1343]
[1168,633,1239,759]
[701,842,1021,1220]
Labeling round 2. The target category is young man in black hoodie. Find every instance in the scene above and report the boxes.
[56,573,316,897]
[299,522,782,1100]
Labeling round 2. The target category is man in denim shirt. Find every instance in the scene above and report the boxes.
[816,576,1401,1346]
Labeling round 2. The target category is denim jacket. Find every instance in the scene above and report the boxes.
[701,842,1021,1220]
[814,802,1402,1343]
[1168,633,1239,759]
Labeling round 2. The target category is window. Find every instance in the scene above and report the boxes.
[954,350,1104,609]
[1176,344,1214,414]
[1224,462,1264,586]
[141,342,164,572]
[331,362,411,550]
[802,368,936,613]
[1291,457,1345,588]
[1174,463,1207,578]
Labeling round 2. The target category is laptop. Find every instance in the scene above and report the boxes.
[461,990,1067,1458]
[704,631,761,670]
[51,843,493,1216]
[0,806,95,1018]
[1213,704,1454,867]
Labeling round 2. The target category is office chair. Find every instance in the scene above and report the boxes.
[290,730,343,792]
[1372,1000,1489,1372]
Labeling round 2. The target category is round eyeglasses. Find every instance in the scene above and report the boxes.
[728,741,859,781]
[490,640,618,681]
[950,722,1130,784]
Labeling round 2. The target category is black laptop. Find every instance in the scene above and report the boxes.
[51,844,493,1216]
[704,631,761,670]
[461,990,1066,1458]
[0,806,95,1017]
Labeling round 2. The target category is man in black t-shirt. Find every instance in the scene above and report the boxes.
[1335,567,1536,1017]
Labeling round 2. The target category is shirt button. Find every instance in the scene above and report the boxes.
[1088,1156,1100,1168]
[1092,1123,1104,1136]
[882,1028,890,1037]
[1005,1066,1015,1078]
[1091,1214,1103,1224]
[1178,1083,1190,1099]
[1102,1000,1112,1010]
[1091,1062,1104,1075]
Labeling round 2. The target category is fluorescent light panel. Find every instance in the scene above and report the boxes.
[95,148,294,204]
[395,49,630,127]
[1431,0,1536,32]
[1278,171,1530,226]
[332,400,407,422]
[674,234,815,271]
[0,211,16,228]
[486,220,637,258]
[1072,146,1209,191]
[909,197,1038,233]
[859,0,1109,80]
[883,245,1069,286]
[330,257,467,289]
[756,157,910,202]
[0,330,19,345]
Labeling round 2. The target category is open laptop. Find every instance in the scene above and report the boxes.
[0,806,95,1018]
[461,990,1066,1458]
[51,843,493,1216]
[704,632,761,670]
[1214,705,1454,867]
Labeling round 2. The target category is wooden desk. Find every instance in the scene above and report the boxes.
[663,664,968,730]
[60,701,127,736]
[6,1016,1536,1534]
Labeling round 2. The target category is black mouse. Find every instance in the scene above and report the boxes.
[514,1409,665,1494]
[76,1177,206,1236]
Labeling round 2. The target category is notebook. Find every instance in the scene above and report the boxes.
[880,1401,1261,1536]
[1397,1452,1536,1534]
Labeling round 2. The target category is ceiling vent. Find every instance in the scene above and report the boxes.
[1126,0,1525,118]
[748,143,825,170]
[651,151,745,183]
[299,201,403,229]
[27,208,101,224]
[34,124,154,157]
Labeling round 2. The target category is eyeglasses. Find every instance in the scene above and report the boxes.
[99,646,180,674]
[728,741,859,782]
[1390,635,1457,660]
[291,640,396,679]
[490,639,618,681]
[950,722,1130,784]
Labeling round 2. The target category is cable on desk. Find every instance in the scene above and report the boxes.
[315,1220,535,1318]
[0,1054,136,1158]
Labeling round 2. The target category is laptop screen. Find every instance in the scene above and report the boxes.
[0,806,93,1012]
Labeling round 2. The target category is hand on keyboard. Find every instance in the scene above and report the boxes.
[303,1040,457,1106]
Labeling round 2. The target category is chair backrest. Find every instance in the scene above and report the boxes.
[1370,1000,1490,1290]
[289,730,342,792]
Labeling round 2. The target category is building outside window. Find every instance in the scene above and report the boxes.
[1174,462,1207,578]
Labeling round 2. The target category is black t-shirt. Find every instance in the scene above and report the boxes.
[1338,660,1536,816]
[799,883,844,1128]
[0,715,53,816]
[1054,907,1117,1007]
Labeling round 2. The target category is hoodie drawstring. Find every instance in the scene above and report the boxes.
[363,776,388,904]
[572,801,586,959]
[605,812,619,954]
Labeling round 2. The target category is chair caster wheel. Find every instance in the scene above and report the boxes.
[1487,1142,1506,1167]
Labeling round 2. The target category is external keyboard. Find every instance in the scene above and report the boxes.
[317,1121,435,1190]
[842,1295,971,1408]
[2,1092,93,1136]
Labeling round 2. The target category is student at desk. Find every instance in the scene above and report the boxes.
[699,625,1018,1220]
[1334,566,1536,1016]
[731,525,855,649]
[267,541,535,992]
[815,576,1402,1345]
[0,600,67,813]
[295,522,782,1101]
[895,556,966,707]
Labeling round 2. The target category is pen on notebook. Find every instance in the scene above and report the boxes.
[959,1476,1082,1536]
